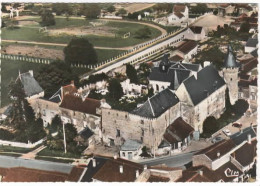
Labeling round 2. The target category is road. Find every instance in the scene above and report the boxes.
[138,151,196,168]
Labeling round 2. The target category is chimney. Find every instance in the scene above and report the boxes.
[217,152,220,158]
[0,175,2,182]
[29,70,33,77]
[71,80,74,86]
[203,61,211,67]
[199,170,203,176]
[136,170,140,178]
[248,134,252,144]
[92,158,96,168]
[114,155,118,160]
[119,165,123,174]
[144,165,147,170]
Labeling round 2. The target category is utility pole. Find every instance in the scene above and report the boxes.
[63,123,67,154]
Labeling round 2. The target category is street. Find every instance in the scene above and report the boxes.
[138,151,196,168]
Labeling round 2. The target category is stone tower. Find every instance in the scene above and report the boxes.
[222,45,239,105]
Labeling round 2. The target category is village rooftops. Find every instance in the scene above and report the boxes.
[59,94,101,115]
[231,139,257,167]
[177,40,198,54]
[183,64,226,106]
[189,26,203,34]
[121,139,142,151]
[230,125,256,145]
[162,117,194,145]
[92,157,144,182]
[16,71,43,97]
[131,88,179,118]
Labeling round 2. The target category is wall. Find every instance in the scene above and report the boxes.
[192,154,212,169]
[101,101,181,150]
[149,80,171,93]
[0,138,45,148]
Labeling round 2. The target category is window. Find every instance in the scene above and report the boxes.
[141,137,143,142]
[73,111,76,116]
[230,78,232,81]
[125,115,128,119]
[116,129,120,137]
[141,120,144,124]
[43,110,46,116]
[122,152,125,157]
[141,128,144,136]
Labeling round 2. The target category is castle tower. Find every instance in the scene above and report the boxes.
[222,45,239,105]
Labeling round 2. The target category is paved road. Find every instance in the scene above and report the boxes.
[138,151,197,168]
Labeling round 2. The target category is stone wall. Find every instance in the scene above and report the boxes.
[192,154,212,170]
[101,102,181,150]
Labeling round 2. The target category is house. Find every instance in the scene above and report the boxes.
[120,139,143,160]
[167,4,189,26]
[185,26,206,41]
[218,4,235,16]
[16,70,44,100]
[158,117,194,155]
[245,37,258,53]
[178,126,257,182]
[171,40,198,61]
[80,156,182,182]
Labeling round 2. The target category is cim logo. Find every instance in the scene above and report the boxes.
[224,168,239,177]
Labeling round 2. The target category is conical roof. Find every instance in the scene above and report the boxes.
[224,45,238,68]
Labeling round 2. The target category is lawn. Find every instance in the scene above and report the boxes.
[2,16,162,48]
[0,145,32,153]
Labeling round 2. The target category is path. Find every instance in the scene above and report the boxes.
[2,39,131,50]
[20,145,46,159]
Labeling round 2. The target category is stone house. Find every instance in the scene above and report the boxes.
[101,88,181,152]
[170,40,198,61]
[158,117,194,155]
[218,4,235,16]
[167,4,189,26]
[120,139,143,160]
[185,26,206,41]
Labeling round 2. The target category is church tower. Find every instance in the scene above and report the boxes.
[222,45,239,105]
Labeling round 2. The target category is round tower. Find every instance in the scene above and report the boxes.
[222,45,239,105]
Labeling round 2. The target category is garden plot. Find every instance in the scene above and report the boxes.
[2,45,64,60]
[18,20,39,26]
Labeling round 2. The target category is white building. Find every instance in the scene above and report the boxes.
[185,26,207,41]
[120,139,143,160]
[167,4,189,26]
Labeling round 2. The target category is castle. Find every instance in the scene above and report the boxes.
[101,46,239,153]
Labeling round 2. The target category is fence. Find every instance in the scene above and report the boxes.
[1,53,53,64]
[0,137,45,148]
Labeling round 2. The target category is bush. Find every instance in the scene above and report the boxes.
[0,129,14,141]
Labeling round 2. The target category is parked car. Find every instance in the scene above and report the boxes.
[232,123,242,128]
[223,129,232,136]
[211,136,223,143]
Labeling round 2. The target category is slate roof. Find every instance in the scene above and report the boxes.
[250,48,258,57]
[189,26,203,34]
[183,64,226,106]
[92,157,143,182]
[230,126,256,145]
[246,38,258,47]
[231,139,257,167]
[79,128,94,140]
[131,88,179,118]
[60,94,101,115]
[121,139,142,151]
[17,71,43,97]
[49,88,62,103]
[163,117,194,144]
[224,45,239,68]
[177,40,198,54]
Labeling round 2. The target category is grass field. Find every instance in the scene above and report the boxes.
[1,59,89,107]
[2,16,162,48]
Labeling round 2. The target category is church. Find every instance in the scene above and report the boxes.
[101,45,239,153]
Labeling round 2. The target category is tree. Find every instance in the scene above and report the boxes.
[108,79,124,100]
[80,4,101,19]
[107,5,115,13]
[202,116,219,136]
[63,38,98,66]
[27,118,46,143]
[213,10,218,15]
[117,8,127,15]
[35,61,80,98]
[126,64,138,84]
[191,4,208,14]
[39,8,55,26]
[49,115,62,133]
[135,26,152,39]
[127,12,139,19]
[52,3,72,16]
[239,22,250,33]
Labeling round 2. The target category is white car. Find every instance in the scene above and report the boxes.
[223,129,232,136]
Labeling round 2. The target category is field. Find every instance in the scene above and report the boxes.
[2,16,162,48]
[1,59,88,107]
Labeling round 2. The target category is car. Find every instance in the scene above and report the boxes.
[232,123,242,128]
[211,136,223,143]
[223,129,232,136]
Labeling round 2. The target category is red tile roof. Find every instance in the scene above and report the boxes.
[231,139,257,167]
[93,158,143,182]
[60,94,101,115]
[147,175,170,182]
[67,167,84,182]
[62,84,77,98]
[173,4,186,13]
[177,40,198,54]
[195,139,236,161]
[169,54,183,62]
[174,12,184,18]
[241,58,258,74]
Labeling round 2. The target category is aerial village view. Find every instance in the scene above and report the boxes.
[0,2,258,183]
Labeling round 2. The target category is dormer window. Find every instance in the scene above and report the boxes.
[162,65,165,71]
